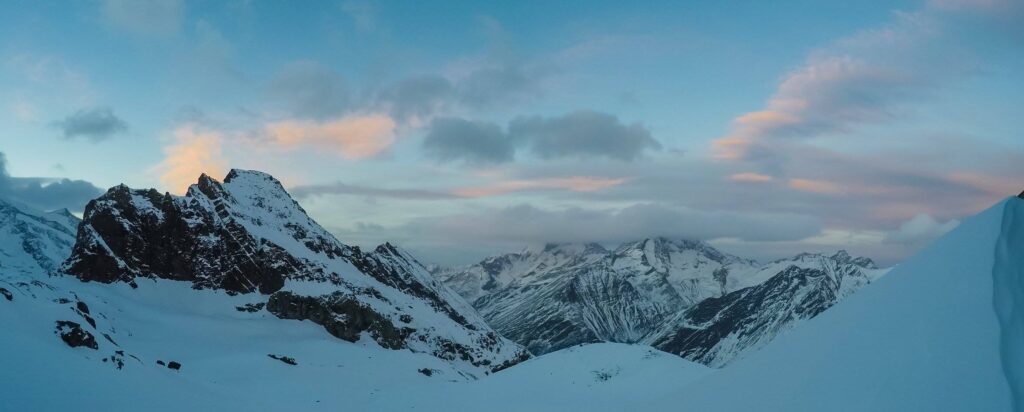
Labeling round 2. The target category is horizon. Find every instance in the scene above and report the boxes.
[1,0,1022,266]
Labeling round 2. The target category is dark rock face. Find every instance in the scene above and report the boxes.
[55,321,98,350]
[59,169,528,372]
[652,261,875,367]
[167,361,181,370]
[62,174,300,293]
[235,302,265,313]
[268,354,297,365]
[0,287,11,301]
[1018,190,1024,199]
[268,291,412,349]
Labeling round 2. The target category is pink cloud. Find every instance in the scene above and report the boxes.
[454,176,630,198]
[788,178,844,195]
[729,172,774,183]
[265,113,396,159]
[153,124,228,194]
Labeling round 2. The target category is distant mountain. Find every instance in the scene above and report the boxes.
[59,169,528,373]
[435,238,887,365]
[0,199,79,278]
[647,250,884,367]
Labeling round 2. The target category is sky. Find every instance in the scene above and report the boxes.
[0,0,1021,266]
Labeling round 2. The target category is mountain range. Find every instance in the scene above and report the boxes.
[435,238,886,366]
[3,168,1017,411]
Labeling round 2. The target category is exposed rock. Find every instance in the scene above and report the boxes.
[439,238,885,365]
[167,361,181,370]
[417,368,435,376]
[59,169,529,372]
[0,287,11,301]
[268,354,297,365]
[235,302,266,313]
[650,257,880,367]
[54,320,98,350]
[267,291,412,349]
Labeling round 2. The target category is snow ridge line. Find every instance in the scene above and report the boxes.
[993,198,1024,410]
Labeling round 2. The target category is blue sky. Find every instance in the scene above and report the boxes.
[0,0,1021,265]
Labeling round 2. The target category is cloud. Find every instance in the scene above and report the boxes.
[423,111,661,165]
[422,117,515,165]
[509,110,662,161]
[712,11,952,161]
[453,176,630,197]
[342,203,823,252]
[290,176,627,200]
[788,178,844,195]
[154,125,229,194]
[374,75,455,121]
[290,182,459,200]
[0,152,102,212]
[101,0,183,37]
[264,114,397,159]
[54,107,127,141]
[268,61,351,120]
[883,213,960,244]
[730,172,774,183]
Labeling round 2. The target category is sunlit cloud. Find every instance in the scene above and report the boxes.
[788,178,844,195]
[154,124,228,194]
[453,176,630,198]
[729,172,774,183]
[264,114,397,159]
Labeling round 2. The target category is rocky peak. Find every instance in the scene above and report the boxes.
[1018,189,1023,199]
[59,169,529,373]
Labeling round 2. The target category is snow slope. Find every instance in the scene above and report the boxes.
[653,196,1024,411]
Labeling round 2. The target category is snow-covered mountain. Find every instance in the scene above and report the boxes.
[0,199,79,279]
[49,169,528,374]
[436,238,887,365]
[648,250,884,367]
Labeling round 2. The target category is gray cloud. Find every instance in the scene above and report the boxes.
[54,107,128,141]
[331,202,823,265]
[422,117,516,165]
[268,61,351,120]
[374,75,455,121]
[0,153,103,212]
[290,181,458,200]
[422,111,661,165]
[510,110,662,161]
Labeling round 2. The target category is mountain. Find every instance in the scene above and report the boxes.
[436,238,887,365]
[0,199,79,280]
[59,169,527,373]
[648,250,884,367]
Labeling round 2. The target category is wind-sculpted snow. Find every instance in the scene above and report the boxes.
[59,169,527,372]
[994,198,1024,409]
[653,196,1024,411]
[438,237,886,365]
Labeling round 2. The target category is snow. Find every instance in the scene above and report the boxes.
[650,197,1023,411]
[3,187,1020,410]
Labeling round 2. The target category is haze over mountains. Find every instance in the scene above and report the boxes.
[0,169,1020,411]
